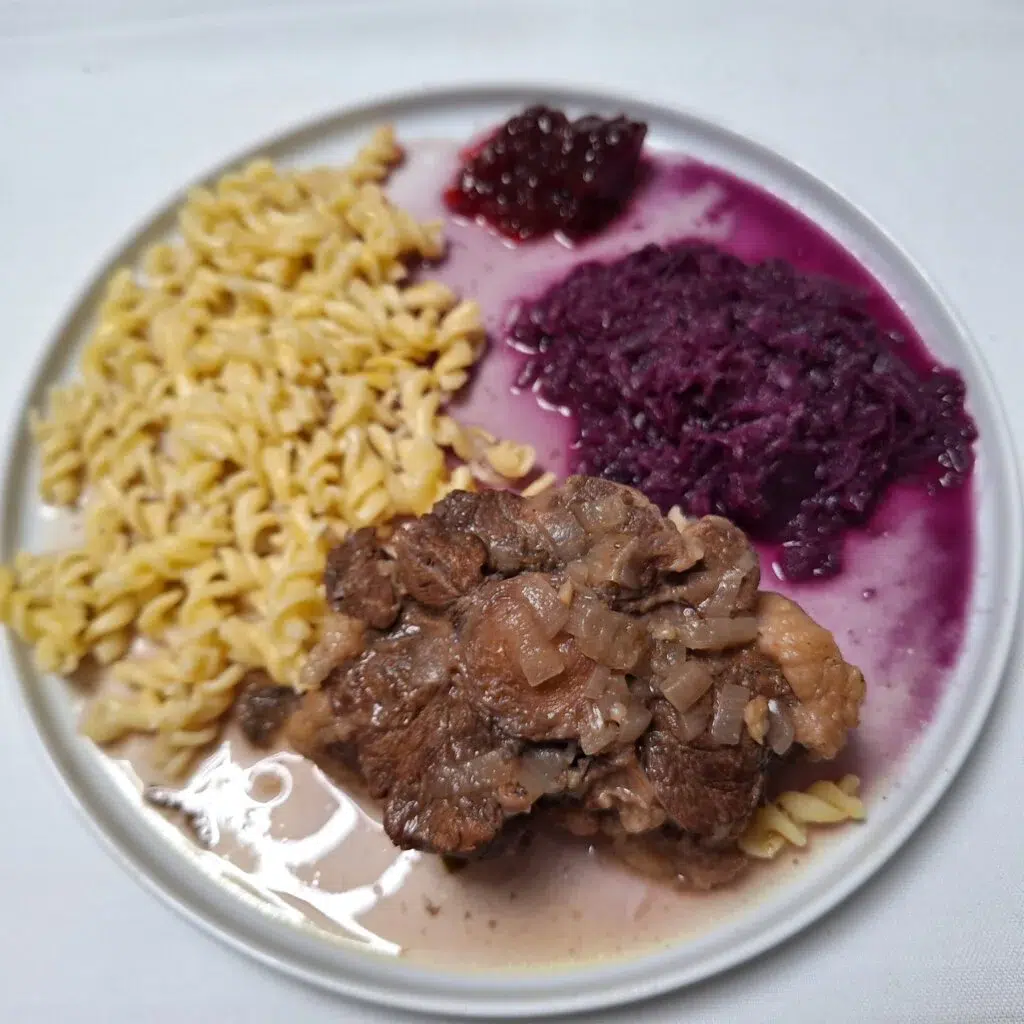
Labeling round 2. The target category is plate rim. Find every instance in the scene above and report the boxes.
[2,80,1021,1018]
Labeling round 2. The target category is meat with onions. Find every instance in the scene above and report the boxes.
[287,477,866,886]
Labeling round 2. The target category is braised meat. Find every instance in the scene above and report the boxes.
[434,488,559,574]
[641,701,769,844]
[289,606,456,797]
[323,527,400,629]
[383,697,521,855]
[287,476,866,886]
[236,671,298,748]
[391,514,487,608]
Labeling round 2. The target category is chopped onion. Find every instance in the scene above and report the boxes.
[510,627,565,686]
[685,615,758,649]
[615,703,653,745]
[517,575,569,637]
[591,769,665,833]
[676,705,710,743]
[534,505,589,561]
[766,699,796,755]
[710,683,751,745]
[700,567,745,617]
[498,584,568,687]
[659,660,714,714]
[517,747,575,801]
[648,606,758,650]
[646,606,688,641]
[566,560,590,586]
[579,704,618,755]
[596,673,632,723]
[650,640,687,677]
[584,663,613,698]
[581,535,646,590]
[607,536,644,588]
[701,549,758,615]
[583,667,652,746]
[575,493,627,533]
[563,592,604,638]
[299,612,364,689]
[565,594,645,670]
[439,750,512,797]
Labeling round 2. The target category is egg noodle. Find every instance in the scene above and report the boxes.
[739,775,865,858]
[0,127,534,774]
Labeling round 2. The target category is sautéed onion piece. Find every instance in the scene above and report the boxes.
[677,705,711,743]
[659,660,715,714]
[710,683,751,745]
[518,746,576,800]
[767,700,796,755]
[648,606,759,649]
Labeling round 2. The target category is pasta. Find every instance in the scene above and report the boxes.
[520,471,557,498]
[738,775,865,859]
[0,127,535,772]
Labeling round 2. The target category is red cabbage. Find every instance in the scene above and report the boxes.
[511,242,976,580]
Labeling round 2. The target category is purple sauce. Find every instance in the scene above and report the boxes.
[387,143,975,780]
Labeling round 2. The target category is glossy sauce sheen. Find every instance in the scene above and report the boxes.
[122,139,974,968]
[119,724,808,968]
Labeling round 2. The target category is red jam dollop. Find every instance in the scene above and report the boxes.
[444,105,647,242]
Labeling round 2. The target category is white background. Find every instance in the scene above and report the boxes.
[1,2,1022,1021]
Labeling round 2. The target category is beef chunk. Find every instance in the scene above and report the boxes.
[640,700,769,844]
[433,477,697,586]
[456,575,597,741]
[701,647,792,702]
[559,475,700,589]
[687,515,761,611]
[611,831,751,889]
[323,527,399,628]
[382,698,521,856]
[286,687,356,776]
[580,748,667,833]
[289,607,455,797]
[434,489,558,574]
[291,477,865,884]
[236,671,297,747]
[617,515,759,614]
[392,514,486,607]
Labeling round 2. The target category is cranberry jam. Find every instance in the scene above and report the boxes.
[444,105,647,242]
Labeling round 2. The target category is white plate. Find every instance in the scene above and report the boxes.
[3,84,1020,1018]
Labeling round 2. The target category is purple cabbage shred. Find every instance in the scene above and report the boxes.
[511,242,977,580]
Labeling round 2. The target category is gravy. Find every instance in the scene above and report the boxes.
[114,726,807,967]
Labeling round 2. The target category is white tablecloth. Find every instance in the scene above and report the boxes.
[1,2,1022,1021]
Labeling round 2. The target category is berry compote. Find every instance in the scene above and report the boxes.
[444,105,647,242]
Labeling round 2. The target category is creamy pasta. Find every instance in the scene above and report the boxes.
[0,127,533,774]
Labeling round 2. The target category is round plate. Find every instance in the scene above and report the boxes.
[3,84,1020,1018]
